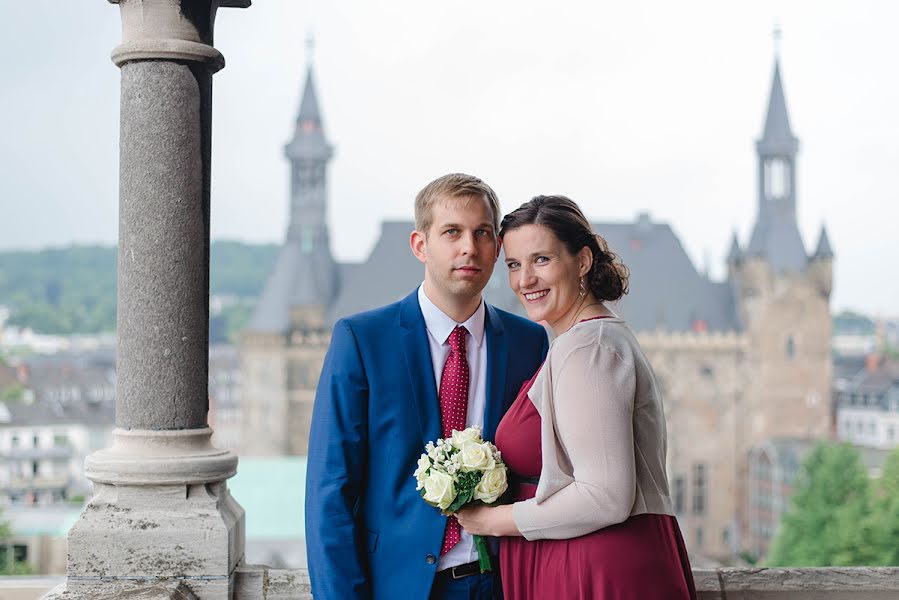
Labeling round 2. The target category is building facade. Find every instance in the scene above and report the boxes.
[836,357,899,449]
[239,55,834,563]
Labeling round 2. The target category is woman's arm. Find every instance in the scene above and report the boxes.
[512,342,637,540]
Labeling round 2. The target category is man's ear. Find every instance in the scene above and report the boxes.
[410,230,428,265]
[494,236,503,261]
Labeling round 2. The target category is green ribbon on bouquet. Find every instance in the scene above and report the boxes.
[473,534,492,573]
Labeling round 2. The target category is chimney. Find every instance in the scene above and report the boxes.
[865,352,883,374]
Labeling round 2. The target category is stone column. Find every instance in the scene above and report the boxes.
[45,1,250,598]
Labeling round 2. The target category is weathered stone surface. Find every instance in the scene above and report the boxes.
[234,566,312,600]
[695,567,899,600]
[117,59,210,431]
[228,567,899,600]
[43,580,199,599]
[67,481,244,580]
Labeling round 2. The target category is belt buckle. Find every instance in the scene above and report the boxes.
[451,561,476,579]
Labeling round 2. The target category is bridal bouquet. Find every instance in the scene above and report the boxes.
[414,426,508,572]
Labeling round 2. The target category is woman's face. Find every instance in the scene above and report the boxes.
[502,224,592,332]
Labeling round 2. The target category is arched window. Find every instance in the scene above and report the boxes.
[786,335,795,359]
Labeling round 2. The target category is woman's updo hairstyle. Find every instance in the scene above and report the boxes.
[499,195,629,303]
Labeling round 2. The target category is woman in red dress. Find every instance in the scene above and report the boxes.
[456,196,696,599]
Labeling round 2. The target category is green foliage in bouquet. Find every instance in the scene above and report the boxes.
[444,470,484,515]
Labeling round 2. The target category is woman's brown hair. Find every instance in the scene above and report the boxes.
[499,195,629,302]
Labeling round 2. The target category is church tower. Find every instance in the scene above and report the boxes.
[239,42,339,455]
[731,46,834,547]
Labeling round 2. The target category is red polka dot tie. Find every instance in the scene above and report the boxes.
[440,325,469,555]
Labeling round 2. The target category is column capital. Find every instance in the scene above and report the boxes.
[108,0,251,72]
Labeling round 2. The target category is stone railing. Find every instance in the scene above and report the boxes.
[24,567,899,599]
[236,567,899,599]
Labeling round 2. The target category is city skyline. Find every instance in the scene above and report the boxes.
[2,1,897,316]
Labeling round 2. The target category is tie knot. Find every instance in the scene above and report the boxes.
[448,326,467,353]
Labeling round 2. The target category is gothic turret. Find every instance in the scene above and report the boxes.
[246,50,339,333]
[746,58,808,275]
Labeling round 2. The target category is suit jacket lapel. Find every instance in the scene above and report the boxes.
[399,291,441,447]
[482,303,508,442]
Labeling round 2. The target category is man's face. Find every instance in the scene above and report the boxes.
[412,195,500,304]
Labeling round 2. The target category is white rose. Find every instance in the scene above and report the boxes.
[450,427,482,449]
[459,441,496,472]
[473,467,508,504]
[414,455,432,490]
[422,470,457,510]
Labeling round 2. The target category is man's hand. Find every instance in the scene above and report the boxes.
[455,504,522,537]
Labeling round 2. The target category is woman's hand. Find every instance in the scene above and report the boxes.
[455,504,522,537]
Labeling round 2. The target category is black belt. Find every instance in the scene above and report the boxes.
[436,556,497,580]
[510,474,540,486]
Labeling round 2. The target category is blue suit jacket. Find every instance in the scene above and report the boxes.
[305,289,548,599]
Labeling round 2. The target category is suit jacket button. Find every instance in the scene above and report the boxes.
[426,554,437,565]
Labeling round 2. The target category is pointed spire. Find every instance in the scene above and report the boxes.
[761,61,795,143]
[285,34,332,162]
[727,231,743,264]
[758,29,799,156]
[297,68,323,129]
[813,226,834,259]
[297,33,322,130]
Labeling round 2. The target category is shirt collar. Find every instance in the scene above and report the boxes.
[417,284,486,348]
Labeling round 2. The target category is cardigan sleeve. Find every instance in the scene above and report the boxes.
[512,342,637,540]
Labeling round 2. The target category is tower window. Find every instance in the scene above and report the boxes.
[673,476,686,514]
[765,158,790,201]
[692,463,707,516]
[786,336,795,359]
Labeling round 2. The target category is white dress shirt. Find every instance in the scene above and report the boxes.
[417,284,487,570]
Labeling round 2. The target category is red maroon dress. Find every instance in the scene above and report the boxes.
[495,320,697,599]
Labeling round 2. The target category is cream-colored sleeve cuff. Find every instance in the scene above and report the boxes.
[512,498,546,541]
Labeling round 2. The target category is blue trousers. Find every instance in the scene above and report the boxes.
[429,569,501,600]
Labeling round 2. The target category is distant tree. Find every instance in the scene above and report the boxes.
[864,448,899,565]
[0,384,26,403]
[767,442,871,566]
[0,511,32,575]
[0,242,277,335]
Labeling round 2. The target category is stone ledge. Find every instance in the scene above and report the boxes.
[229,567,899,599]
[34,567,899,599]
[43,581,198,599]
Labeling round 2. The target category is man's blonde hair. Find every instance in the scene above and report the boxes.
[414,173,501,234]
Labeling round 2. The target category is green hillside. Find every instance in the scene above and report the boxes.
[0,242,278,335]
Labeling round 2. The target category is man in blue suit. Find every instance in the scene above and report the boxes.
[306,173,548,599]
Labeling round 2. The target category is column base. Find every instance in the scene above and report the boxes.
[45,428,244,600]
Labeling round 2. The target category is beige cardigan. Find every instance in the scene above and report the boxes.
[511,317,674,540]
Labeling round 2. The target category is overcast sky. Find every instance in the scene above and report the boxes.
[2,2,897,316]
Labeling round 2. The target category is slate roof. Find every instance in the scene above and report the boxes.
[838,360,899,411]
[326,216,741,333]
[746,215,809,274]
[813,226,834,259]
[726,232,743,264]
[247,237,338,332]
[0,398,115,427]
[756,60,799,156]
[284,67,331,161]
